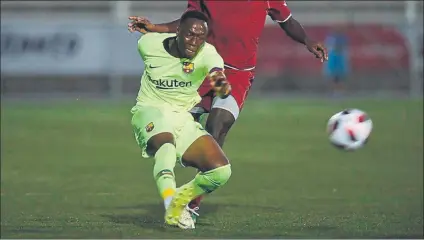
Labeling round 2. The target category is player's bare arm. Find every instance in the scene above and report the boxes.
[267,1,328,62]
[279,17,328,62]
[128,16,179,33]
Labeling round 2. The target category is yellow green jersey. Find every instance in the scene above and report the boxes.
[136,33,224,112]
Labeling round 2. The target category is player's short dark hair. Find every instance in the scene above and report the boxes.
[180,10,208,25]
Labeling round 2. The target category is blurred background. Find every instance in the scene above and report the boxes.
[1,0,423,99]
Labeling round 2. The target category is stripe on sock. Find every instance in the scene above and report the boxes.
[162,188,175,199]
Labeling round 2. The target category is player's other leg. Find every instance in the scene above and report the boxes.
[206,69,253,147]
[131,105,178,212]
[188,69,253,212]
[185,106,235,213]
[164,122,232,227]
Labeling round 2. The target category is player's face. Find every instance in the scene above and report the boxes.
[177,19,208,59]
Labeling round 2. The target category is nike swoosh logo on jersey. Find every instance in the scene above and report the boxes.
[149,64,161,69]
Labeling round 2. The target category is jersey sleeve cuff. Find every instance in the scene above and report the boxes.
[273,13,292,23]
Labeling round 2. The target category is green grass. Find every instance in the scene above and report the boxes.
[1,98,423,238]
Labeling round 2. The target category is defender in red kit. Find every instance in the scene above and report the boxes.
[128,0,328,227]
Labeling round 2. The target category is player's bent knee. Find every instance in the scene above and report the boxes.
[211,164,232,187]
[197,164,232,193]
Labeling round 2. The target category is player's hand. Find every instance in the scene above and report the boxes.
[209,71,231,99]
[305,39,328,63]
[128,16,156,33]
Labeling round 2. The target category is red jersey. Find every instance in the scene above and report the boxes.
[186,0,292,70]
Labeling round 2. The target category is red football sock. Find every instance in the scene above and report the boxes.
[188,195,204,209]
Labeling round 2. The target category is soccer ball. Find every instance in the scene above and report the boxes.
[327,109,373,151]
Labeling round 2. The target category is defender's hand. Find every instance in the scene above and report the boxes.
[209,71,231,98]
[305,39,328,63]
[128,16,156,33]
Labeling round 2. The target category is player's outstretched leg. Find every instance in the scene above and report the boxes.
[164,134,232,227]
[188,108,235,214]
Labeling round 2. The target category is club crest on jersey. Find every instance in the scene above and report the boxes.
[182,62,194,74]
[145,122,154,132]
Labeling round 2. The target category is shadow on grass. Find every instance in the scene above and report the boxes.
[101,202,219,231]
[101,203,417,238]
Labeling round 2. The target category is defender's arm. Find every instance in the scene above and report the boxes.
[267,0,328,62]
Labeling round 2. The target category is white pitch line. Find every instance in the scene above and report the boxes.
[24,192,52,196]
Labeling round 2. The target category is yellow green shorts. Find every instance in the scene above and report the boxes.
[131,104,209,161]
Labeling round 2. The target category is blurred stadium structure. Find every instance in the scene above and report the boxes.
[1,1,423,99]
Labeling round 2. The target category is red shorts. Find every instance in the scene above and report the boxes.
[195,68,255,113]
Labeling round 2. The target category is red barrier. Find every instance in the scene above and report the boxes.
[257,24,409,75]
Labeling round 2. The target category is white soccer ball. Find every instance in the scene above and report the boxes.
[327,108,373,151]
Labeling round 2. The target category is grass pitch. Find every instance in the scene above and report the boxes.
[1,98,423,238]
